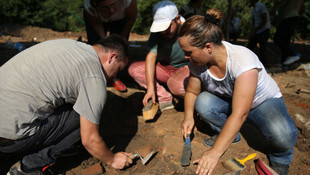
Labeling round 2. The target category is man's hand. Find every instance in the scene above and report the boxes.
[143,91,156,106]
[111,152,133,169]
[194,148,221,175]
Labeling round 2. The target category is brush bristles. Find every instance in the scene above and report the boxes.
[180,146,191,166]
[222,158,245,171]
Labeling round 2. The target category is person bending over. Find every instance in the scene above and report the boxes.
[1,35,134,174]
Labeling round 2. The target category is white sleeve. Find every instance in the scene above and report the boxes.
[227,44,263,78]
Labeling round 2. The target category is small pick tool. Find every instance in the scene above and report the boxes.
[129,150,157,165]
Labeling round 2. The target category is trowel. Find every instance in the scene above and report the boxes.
[129,150,157,165]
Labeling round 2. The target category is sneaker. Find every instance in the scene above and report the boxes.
[203,134,241,147]
[112,79,127,92]
[7,162,42,175]
[283,55,300,65]
[270,161,289,175]
[159,101,174,111]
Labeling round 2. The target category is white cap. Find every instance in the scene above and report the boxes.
[150,1,178,33]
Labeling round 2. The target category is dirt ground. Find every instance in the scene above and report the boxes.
[0,24,310,175]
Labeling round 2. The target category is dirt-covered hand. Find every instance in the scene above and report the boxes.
[111,152,133,169]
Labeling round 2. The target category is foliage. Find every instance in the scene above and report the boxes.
[0,0,309,39]
[41,0,85,32]
[0,0,84,32]
[297,0,310,39]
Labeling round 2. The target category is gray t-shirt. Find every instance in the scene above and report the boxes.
[0,39,107,139]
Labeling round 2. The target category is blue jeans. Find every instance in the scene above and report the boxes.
[195,91,298,165]
[0,104,81,170]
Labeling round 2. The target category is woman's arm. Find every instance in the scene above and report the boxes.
[121,0,138,39]
[213,68,258,155]
[181,74,201,138]
[195,68,258,175]
[85,10,106,39]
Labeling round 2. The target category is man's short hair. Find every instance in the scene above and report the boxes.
[93,34,129,61]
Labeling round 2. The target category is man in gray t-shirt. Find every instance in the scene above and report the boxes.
[0,35,134,174]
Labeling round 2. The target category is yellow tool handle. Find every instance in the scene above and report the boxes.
[237,153,257,165]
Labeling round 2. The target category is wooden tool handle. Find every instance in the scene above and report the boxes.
[238,153,256,165]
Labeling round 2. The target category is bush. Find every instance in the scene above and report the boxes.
[0,0,85,32]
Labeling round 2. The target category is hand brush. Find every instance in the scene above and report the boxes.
[223,153,257,172]
[142,100,158,120]
[180,133,191,166]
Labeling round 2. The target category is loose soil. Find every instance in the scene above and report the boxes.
[0,24,310,175]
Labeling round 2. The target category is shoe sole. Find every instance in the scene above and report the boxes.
[160,105,174,112]
[283,56,300,65]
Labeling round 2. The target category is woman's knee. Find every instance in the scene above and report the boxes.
[195,92,214,115]
[269,125,298,151]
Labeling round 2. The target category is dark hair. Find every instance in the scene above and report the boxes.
[178,11,224,48]
[93,34,129,61]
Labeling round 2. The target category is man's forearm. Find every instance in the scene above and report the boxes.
[83,136,114,165]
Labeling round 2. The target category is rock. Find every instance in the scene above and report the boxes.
[84,162,105,175]
[303,122,310,138]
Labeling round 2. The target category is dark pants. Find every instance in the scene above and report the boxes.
[0,104,80,170]
[83,9,128,45]
[247,29,270,66]
[274,17,299,63]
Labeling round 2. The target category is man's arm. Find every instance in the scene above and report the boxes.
[143,51,157,105]
[121,0,138,39]
[80,115,132,169]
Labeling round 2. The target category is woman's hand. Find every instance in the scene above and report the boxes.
[194,148,222,175]
[181,116,195,138]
